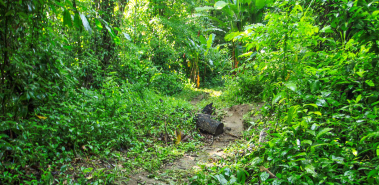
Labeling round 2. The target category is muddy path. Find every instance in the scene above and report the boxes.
[127,94,252,184]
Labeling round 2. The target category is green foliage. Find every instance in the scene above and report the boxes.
[2,0,378,183]
[0,0,219,183]
[150,72,185,95]
[0,80,197,183]
[191,166,249,185]
[222,72,264,103]
[195,0,379,184]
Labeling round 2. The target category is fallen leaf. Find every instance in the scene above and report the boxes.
[36,114,47,120]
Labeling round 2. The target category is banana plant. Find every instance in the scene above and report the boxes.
[187,34,215,88]
[196,0,272,73]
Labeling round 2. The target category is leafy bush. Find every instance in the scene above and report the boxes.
[194,0,379,184]
[150,72,185,95]
[223,72,264,103]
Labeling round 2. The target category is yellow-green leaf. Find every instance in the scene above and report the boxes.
[352,148,358,156]
[365,80,375,87]
[304,104,318,108]
[356,94,362,103]
[373,10,379,16]
[309,111,322,116]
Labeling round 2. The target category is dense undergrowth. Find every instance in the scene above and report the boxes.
[1,81,203,184]
[0,0,227,183]
[1,0,379,184]
[190,0,379,184]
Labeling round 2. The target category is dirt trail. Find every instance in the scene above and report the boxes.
[128,94,252,184]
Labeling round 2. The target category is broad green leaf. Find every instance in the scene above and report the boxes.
[368,170,378,178]
[237,169,247,184]
[287,106,298,124]
[207,34,215,49]
[302,140,312,146]
[105,25,115,37]
[356,68,365,77]
[316,128,333,139]
[311,143,328,153]
[260,172,269,182]
[356,94,362,103]
[214,174,228,185]
[251,157,262,166]
[372,101,379,106]
[284,81,297,92]
[304,104,318,108]
[272,92,286,105]
[224,31,240,41]
[113,36,121,45]
[365,80,375,87]
[214,1,228,9]
[316,99,327,107]
[305,165,317,177]
[80,13,92,34]
[94,19,103,31]
[0,1,6,7]
[373,10,379,16]
[74,13,81,29]
[331,155,344,164]
[360,132,379,142]
[293,152,306,157]
[83,167,93,173]
[377,145,379,157]
[199,35,207,45]
[114,27,122,32]
[63,9,72,27]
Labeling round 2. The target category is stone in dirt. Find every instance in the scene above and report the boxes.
[195,113,224,136]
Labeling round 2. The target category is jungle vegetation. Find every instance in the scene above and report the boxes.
[0,0,378,184]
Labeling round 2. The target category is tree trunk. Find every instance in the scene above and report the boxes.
[195,114,224,136]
